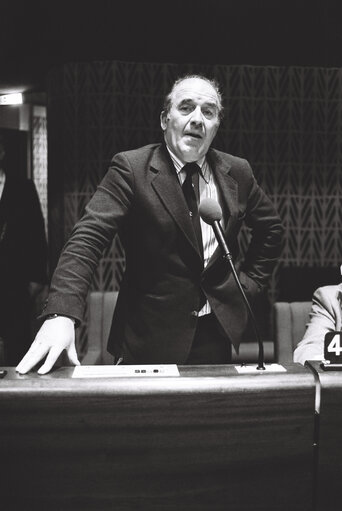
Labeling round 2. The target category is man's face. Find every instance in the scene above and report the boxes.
[161,77,220,163]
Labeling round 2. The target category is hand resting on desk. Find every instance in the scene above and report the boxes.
[16,316,80,374]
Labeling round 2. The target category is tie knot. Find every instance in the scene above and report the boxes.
[183,162,200,177]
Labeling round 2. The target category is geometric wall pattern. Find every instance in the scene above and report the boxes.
[47,61,342,354]
[32,106,48,237]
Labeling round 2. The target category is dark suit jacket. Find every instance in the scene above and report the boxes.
[43,143,283,363]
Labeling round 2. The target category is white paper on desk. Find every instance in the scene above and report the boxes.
[234,363,287,374]
[72,364,180,378]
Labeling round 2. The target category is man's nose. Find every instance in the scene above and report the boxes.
[190,106,203,125]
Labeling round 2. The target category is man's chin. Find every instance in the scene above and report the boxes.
[178,145,204,162]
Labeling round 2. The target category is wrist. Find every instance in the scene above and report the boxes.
[45,314,76,324]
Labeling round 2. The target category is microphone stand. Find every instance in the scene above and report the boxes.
[211,222,265,370]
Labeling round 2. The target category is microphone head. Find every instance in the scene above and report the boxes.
[199,198,222,224]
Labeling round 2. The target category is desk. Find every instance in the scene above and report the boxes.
[307,361,342,511]
[0,365,315,510]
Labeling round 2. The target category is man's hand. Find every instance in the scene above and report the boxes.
[16,316,80,375]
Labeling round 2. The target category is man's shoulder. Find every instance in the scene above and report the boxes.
[314,284,342,302]
[116,143,161,161]
[209,148,250,169]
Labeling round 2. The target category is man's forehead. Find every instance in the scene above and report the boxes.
[172,78,219,104]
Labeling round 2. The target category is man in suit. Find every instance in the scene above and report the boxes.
[294,284,342,365]
[17,74,283,374]
[0,133,48,365]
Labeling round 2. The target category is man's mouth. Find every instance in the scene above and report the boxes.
[184,132,202,139]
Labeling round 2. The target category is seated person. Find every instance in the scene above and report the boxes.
[294,278,342,365]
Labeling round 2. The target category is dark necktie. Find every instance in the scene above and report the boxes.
[182,162,203,258]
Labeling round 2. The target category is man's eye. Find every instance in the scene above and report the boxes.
[202,108,215,119]
[179,104,194,114]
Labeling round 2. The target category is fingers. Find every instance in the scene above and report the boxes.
[16,341,50,374]
[16,316,77,375]
[38,346,65,375]
[67,342,80,366]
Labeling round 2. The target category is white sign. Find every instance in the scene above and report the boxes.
[234,363,287,374]
[72,364,180,378]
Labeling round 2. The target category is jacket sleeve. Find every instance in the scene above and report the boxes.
[41,152,134,323]
[294,286,339,365]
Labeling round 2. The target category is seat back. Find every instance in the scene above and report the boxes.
[83,291,118,365]
[273,301,312,364]
[85,292,309,366]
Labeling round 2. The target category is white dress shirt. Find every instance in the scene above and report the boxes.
[166,146,221,316]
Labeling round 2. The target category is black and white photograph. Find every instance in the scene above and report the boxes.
[1,1,342,509]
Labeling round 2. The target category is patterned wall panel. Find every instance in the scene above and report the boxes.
[47,62,342,354]
[32,106,48,236]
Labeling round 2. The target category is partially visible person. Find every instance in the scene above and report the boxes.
[0,133,48,365]
[294,282,342,365]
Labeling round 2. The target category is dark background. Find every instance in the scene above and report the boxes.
[2,0,342,355]
[1,0,342,95]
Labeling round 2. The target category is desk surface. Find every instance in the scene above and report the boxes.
[0,363,316,511]
[1,362,312,390]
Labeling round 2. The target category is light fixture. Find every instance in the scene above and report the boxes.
[0,93,23,105]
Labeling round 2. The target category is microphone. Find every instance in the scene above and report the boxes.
[199,198,265,370]
[199,198,233,261]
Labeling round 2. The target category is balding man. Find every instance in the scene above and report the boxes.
[17,74,283,374]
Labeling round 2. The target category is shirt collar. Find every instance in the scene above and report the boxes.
[165,144,206,174]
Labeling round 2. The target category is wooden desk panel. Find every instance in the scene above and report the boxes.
[307,361,342,511]
[0,365,315,510]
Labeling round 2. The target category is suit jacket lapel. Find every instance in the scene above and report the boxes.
[205,149,239,270]
[208,149,238,220]
[150,145,204,265]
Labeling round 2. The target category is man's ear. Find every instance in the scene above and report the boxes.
[160,110,168,131]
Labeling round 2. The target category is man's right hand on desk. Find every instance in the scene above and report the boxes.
[16,316,80,374]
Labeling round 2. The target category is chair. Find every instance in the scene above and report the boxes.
[273,301,312,364]
[83,290,277,365]
[82,291,118,365]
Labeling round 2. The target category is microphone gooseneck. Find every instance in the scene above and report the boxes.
[199,198,265,370]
